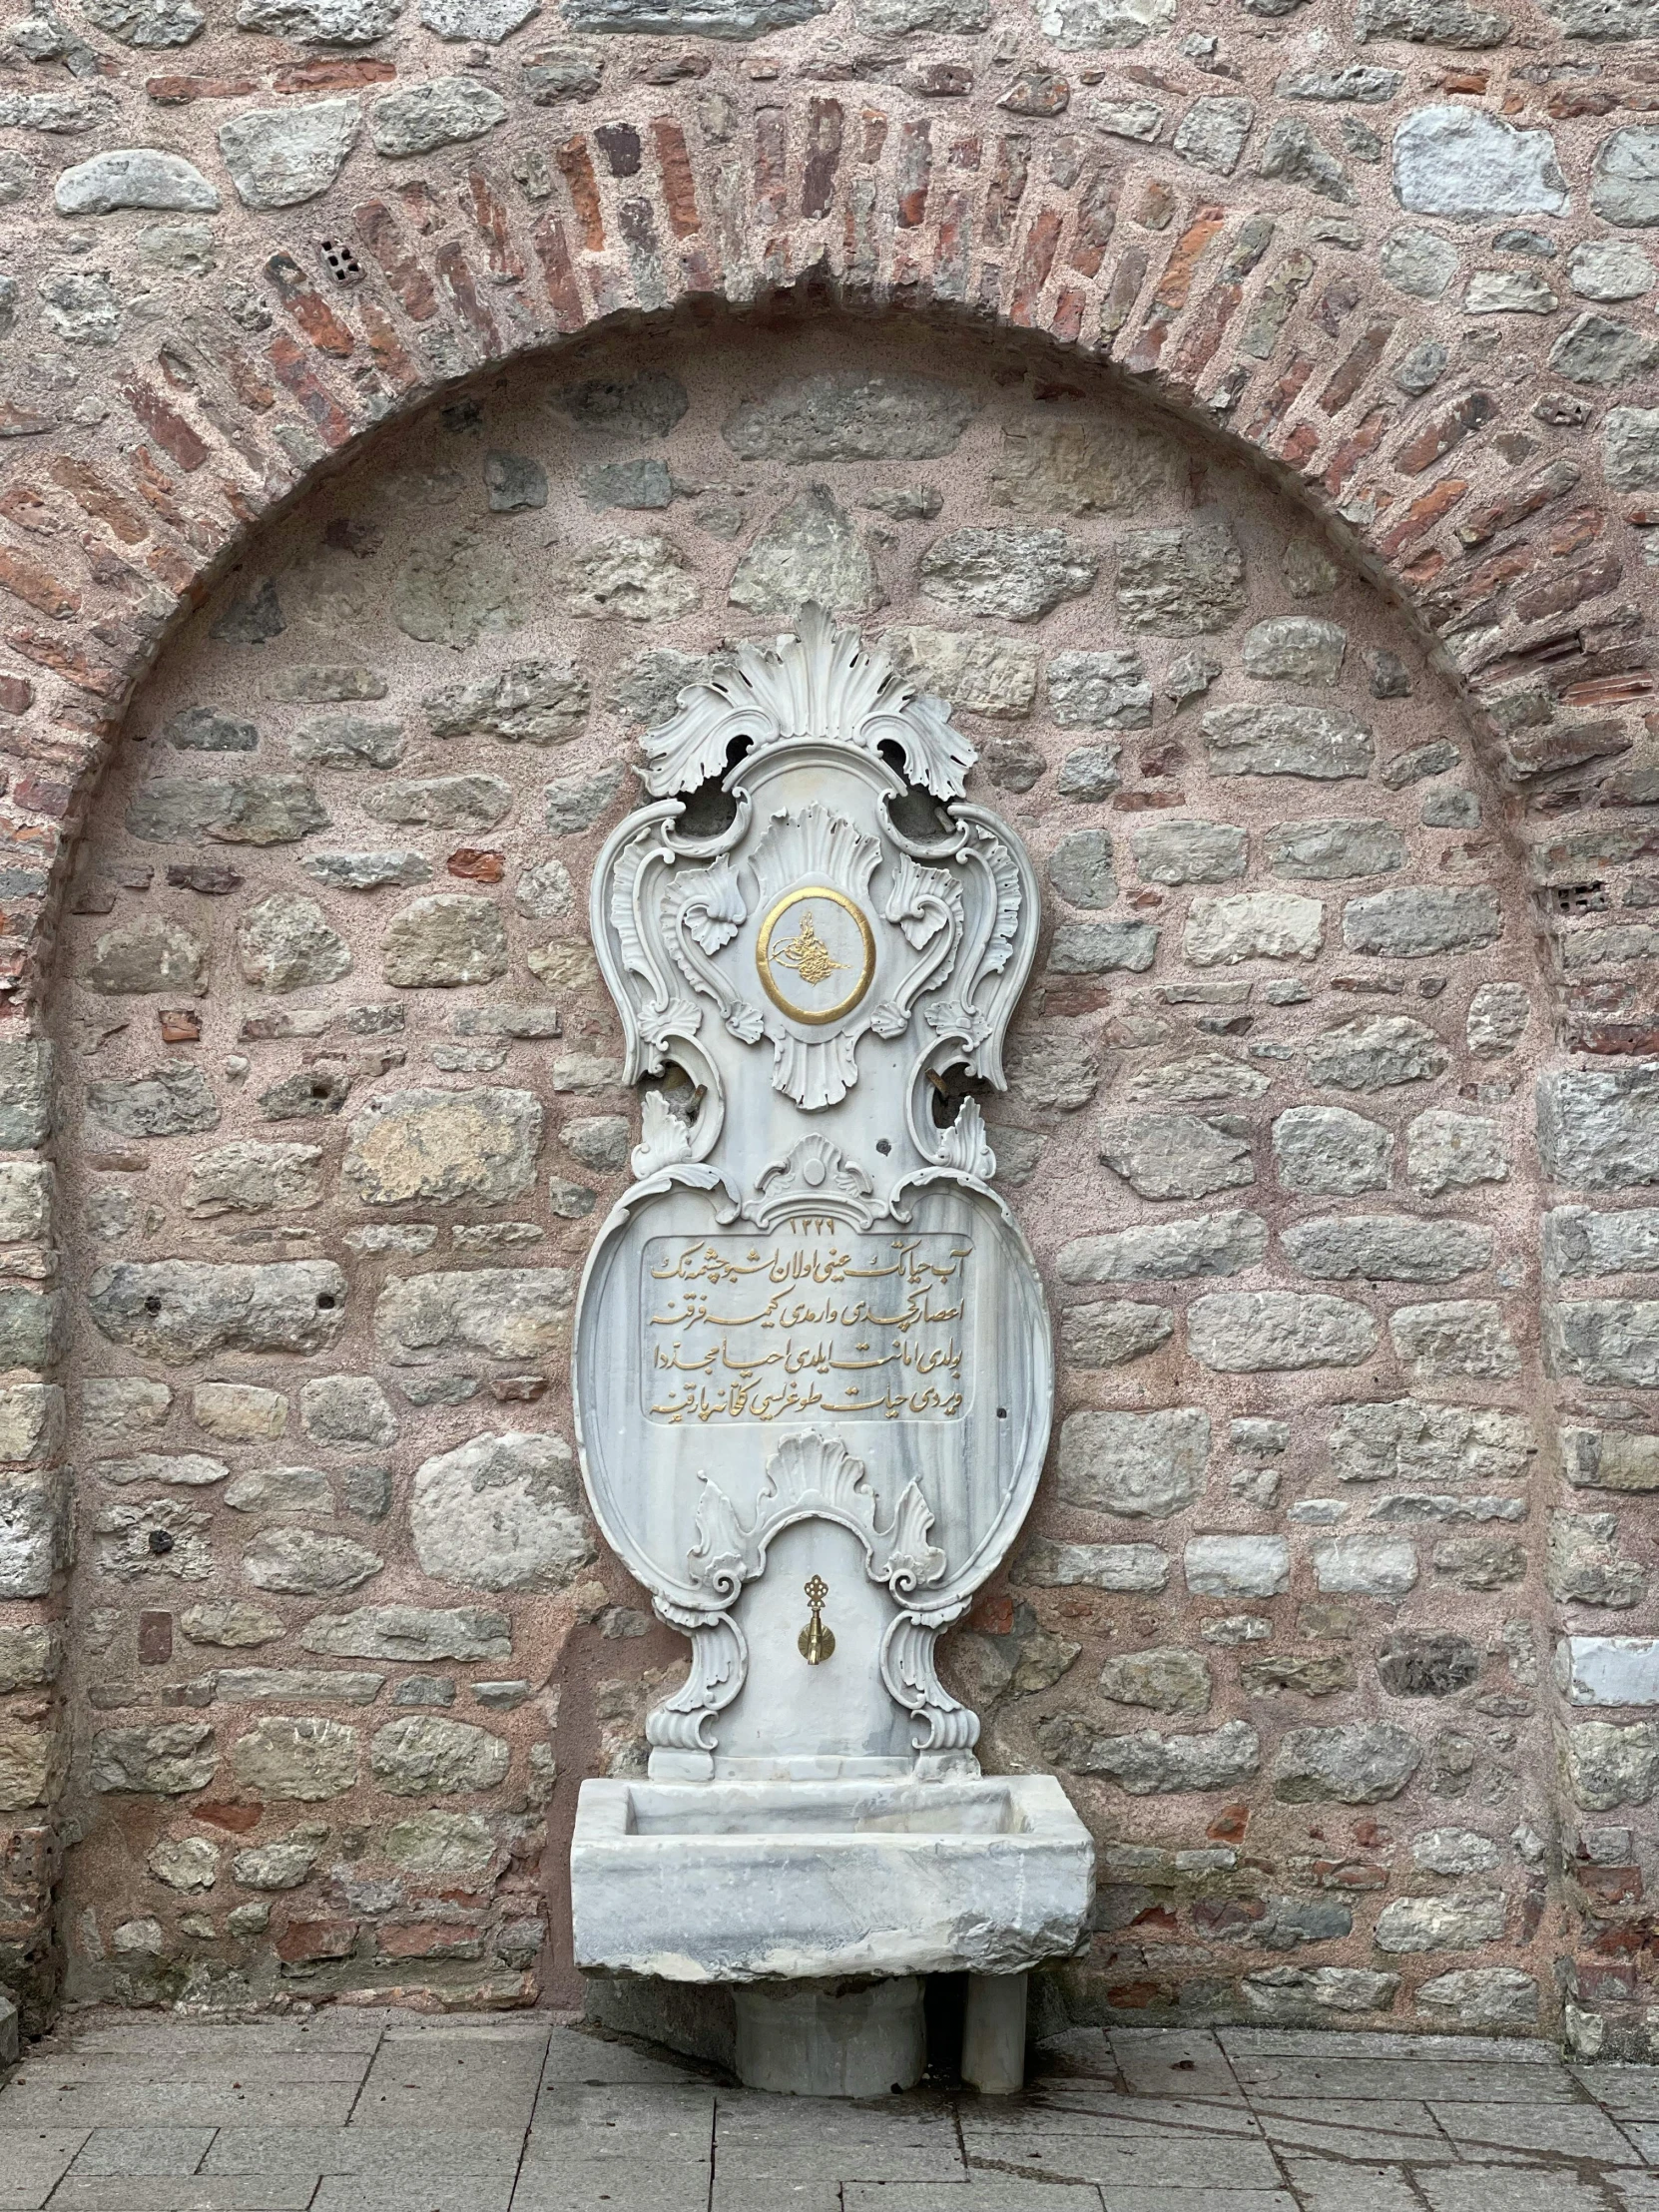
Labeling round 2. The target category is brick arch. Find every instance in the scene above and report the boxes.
[0,81,1623,1016]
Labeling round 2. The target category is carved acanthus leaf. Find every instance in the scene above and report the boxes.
[631,1089,698,1181]
[641,603,976,803]
[685,1431,947,1600]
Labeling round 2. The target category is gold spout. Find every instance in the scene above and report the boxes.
[798,1574,835,1665]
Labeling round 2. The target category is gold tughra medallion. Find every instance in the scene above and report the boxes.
[756,886,875,1026]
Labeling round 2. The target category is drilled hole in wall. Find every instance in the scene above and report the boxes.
[319,240,364,286]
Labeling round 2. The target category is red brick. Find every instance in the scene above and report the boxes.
[265,254,355,358]
[0,547,78,623]
[1319,318,1394,416]
[1375,477,1466,561]
[355,202,438,322]
[434,243,500,351]
[127,454,187,534]
[159,1007,201,1042]
[1322,405,1391,497]
[1123,203,1224,373]
[0,488,52,536]
[268,334,354,449]
[1050,284,1086,342]
[557,137,605,255]
[1580,1864,1643,1906]
[276,1917,357,1963]
[146,543,199,594]
[532,216,587,331]
[0,678,33,717]
[11,768,76,814]
[1568,673,1656,707]
[1007,205,1062,324]
[274,55,395,91]
[652,118,701,236]
[138,1611,172,1664]
[194,1801,263,1833]
[800,98,841,221]
[1456,457,1583,548]
[1393,388,1498,477]
[448,847,504,881]
[357,300,422,395]
[1267,420,1314,471]
[1548,84,1617,116]
[396,181,442,234]
[1548,504,1605,558]
[223,348,276,412]
[1514,547,1622,625]
[755,108,787,226]
[894,119,931,228]
[145,72,260,102]
[0,406,52,440]
[377,1921,487,1960]
[466,170,526,283]
[860,107,888,163]
[983,135,1029,248]
[119,379,209,472]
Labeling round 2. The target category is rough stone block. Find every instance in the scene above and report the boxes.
[1057,1408,1210,1518]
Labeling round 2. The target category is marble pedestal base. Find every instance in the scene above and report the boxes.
[962,1973,1027,2095]
[733,1977,926,2096]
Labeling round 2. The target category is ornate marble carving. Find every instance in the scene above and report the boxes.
[575,607,1049,1781]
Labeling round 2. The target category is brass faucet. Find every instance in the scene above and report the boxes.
[798,1574,835,1665]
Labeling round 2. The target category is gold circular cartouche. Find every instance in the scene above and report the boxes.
[756,886,875,1027]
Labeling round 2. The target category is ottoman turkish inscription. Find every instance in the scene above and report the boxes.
[568,607,1094,2095]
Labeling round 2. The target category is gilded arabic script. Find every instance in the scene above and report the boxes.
[642,1231,972,1424]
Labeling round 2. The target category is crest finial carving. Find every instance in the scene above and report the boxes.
[640,602,976,803]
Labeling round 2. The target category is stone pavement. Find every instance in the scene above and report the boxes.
[3,2011,1659,2212]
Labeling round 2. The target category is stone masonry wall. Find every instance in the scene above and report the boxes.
[20,309,1580,2041]
[2,0,1659,2056]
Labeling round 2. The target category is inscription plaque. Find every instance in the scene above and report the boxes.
[644,1231,972,1424]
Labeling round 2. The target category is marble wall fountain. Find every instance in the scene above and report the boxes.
[568,608,1095,2095]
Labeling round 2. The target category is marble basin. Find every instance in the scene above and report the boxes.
[570,1772,1094,1984]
